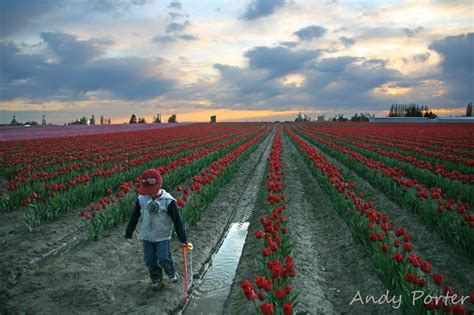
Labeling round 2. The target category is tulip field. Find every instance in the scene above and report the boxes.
[0,122,473,314]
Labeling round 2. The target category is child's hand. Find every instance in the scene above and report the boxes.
[183,243,193,250]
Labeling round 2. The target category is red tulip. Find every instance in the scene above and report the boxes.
[262,247,271,256]
[258,291,265,301]
[283,302,293,315]
[432,273,443,285]
[260,303,274,315]
[452,304,465,315]
[255,231,263,239]
[395,227,405,236]
[21,197,31,206]
[403,243,412,252]
[276,288,286,300]
[392,252,403,263]
[443,285,453,296]
[420,261,432,274]
[418,278,426,287]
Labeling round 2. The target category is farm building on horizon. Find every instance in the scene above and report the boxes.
[370,117,474,123]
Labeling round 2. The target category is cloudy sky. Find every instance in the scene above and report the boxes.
[0,0,473,123]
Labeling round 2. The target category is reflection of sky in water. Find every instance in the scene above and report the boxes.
[184,222,250,315]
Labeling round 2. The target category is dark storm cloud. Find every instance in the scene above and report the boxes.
[205,44,402,111]
[0,38,175,102]
[0,41,46,83]
[429,33,474,101]
[40,32,108,65]
[403,26,424,37]
[0,0,62,38]
[413,53,430,62]
[241,0,285,21]
[339,36,355,47]
[87,0,153,13]
[294,25,327,41]
[213,64,283,98]
[169,12,189,19]
[152,35,177,43]
[317,56,360,72]
[244,46,319,78]
[168,1,182,10]
[279,41,299,48]
[165,21,191,34]
[0,0,154,38]
[179,34,199,41]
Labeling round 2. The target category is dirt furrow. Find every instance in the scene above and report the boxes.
[1,131,274,314]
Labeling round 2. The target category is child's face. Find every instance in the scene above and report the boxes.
[151,188,162,199]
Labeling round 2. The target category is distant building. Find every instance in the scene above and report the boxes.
[42,115,46,125]
[295,112,311,122]
[369,117,474,123]
[210,115,216,123]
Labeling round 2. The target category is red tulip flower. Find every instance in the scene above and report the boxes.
[283,302,293,315]
[403,243,413,252]
[432,273,443,285]
[260,303,274,315]
[276,288,287,300]
[418,278,426,287]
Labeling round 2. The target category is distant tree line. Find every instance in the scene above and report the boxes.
[9,115,47,126]
[129,113,177,124]
[69,114,111,125]
[389,104,437,118]
[331,113,374,122]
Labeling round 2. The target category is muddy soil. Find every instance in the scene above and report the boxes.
[0,132,273,314]
[308,137,474,297]
[226,131,399,315]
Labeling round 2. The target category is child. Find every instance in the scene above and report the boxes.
[125,168,190,291]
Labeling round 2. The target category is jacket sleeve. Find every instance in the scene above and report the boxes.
[167,200,188,244]
[125,198,141,239]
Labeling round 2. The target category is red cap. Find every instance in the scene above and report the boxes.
[139,169,162,196]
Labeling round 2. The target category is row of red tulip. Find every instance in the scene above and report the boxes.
[308,128,473,184]
[291,124,473,228]
[81,125,272,238]
[3,124,259,196]
[5,124,267,229]
[174,125,272,225]
[285,124,473,314]
[306,122,474,165]
[241,125,297,315]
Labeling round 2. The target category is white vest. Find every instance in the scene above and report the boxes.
[137,190,176,242]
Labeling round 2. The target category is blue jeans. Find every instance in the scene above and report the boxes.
[143,239,176,281]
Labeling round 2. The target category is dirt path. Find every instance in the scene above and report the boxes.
[0,207,85,299]
[305,137,474,301]
[1,131,273,314]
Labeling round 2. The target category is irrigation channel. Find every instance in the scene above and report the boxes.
[178,132,273,315]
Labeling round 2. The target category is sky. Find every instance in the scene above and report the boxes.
[0,0,473,124]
